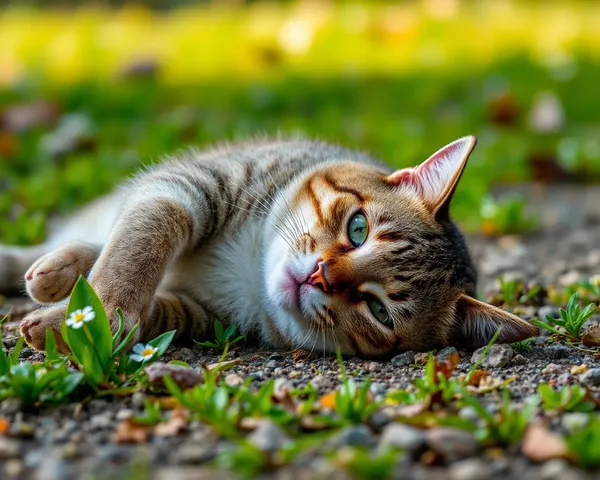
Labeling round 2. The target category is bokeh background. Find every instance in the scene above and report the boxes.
[0,0,598,245]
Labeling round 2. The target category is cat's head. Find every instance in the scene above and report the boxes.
[263,137,537,357]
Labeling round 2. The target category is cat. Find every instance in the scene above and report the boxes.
[0,136,537,357]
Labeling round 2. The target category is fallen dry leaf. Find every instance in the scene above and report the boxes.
[319,392,337,409]
[583,324,600,347]
[521,424,566,462]
[300,415,331,431]
[206,359,240,372]
[154,410,188,437]
[113,420,151,444]
[434,351,459,383]
[571,364,589,375]
[0,417,9,435]
[465,369,489,386]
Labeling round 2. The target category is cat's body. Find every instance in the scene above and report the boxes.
[0,137,537,357]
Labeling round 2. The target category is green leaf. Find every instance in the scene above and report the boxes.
[9,336,24,365]
[223,324,237,341]
[214,320,224,341]
[81,345,104,386]
[112,308,125,346]
[112,322,140,359]
[63,276,112,370]
[44,328,60,363]
[146,330,176,359]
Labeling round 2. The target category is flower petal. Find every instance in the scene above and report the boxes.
[130,354,144,362]
[132,343,145,354]
[82,306,94,315]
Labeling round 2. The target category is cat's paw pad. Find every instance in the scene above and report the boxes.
[25,251,81,304]
[20,306,69,352]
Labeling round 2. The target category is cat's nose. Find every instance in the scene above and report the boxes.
[308,261,332,293]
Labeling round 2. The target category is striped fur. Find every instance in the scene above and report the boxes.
[1,137,537,357]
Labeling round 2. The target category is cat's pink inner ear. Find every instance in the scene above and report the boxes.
[452,294,538,349]
[387,136,477,213]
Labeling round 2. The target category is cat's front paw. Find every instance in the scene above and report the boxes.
[20,305,70,352]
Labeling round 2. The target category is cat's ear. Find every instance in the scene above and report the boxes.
[451,294,538,348]
[386,136,477,218]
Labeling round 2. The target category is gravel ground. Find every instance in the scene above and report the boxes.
[1,220,600,479]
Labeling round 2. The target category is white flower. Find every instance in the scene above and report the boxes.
[130,343,158,363]
[65,306,95,329]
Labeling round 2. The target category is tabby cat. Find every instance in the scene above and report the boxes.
[0,136,536,357]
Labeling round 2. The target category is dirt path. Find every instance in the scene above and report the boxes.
[1,209,600,479]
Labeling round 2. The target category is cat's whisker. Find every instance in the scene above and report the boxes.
[237,177,304,243]
[265,170,306,240]
[222,200,295,250]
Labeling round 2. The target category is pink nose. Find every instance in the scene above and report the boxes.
[308,261,331,293]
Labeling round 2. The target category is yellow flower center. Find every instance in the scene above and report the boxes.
[74,313,85,323]
[142,348,155,357]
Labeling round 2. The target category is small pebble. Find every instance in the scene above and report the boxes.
[131,392,146,409]
[511,354,527,365]
[426,428,478,461]
[330,425,375,448]
[471,345,513,368]
[379,423,426,452]
[310,375,326,389]
[436,347,458,362]
[580,367,600,386]
[247,421,291,453]
[366,362,381,373]
[115,409,134,421]
[224,373,243,387]
[562,413,590,432]
[288,371,302,379]
[265,360,279,369]
[449,458,491,480]
[542,363,563,375]
[391,351,415,366]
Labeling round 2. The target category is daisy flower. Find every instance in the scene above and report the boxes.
[65,306,96,329]
[130,343,158,363]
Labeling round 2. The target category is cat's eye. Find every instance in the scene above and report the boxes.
[367,297,392,327]
[348,212,368,247]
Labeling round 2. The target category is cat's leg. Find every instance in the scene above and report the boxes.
[25,241,102,304]
[20,186,207,350]
[0,245,46,295]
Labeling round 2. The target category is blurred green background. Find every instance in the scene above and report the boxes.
[0,0,599,244]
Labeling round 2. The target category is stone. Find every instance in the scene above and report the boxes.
[145,362,203,389]
[247,421,290,453]
[224,373,243,387]
[426,428,478,461]
[542,363,563,375]
[449,458,492,480]
[580,368,600,386]
[471,344,513,368]
[310,375,326,389]
[288,371,302,379]
[0,437,20,460]
[391,351,415,367]
[379,423,426,452]
[366,362,381,373]
[265,360,279,369]
[116,409,134,421]
[545,344,572,360]
[176,443,217,465]
[89,414,112,430]
[436,347,458,362]
[330,425,375,448]
[511,354,527,365]
[131,392,146,409]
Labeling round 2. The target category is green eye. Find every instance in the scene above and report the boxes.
[367,297,392,327]
[348,212,368,247]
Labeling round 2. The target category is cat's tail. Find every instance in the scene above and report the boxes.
[0,245,46,295]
